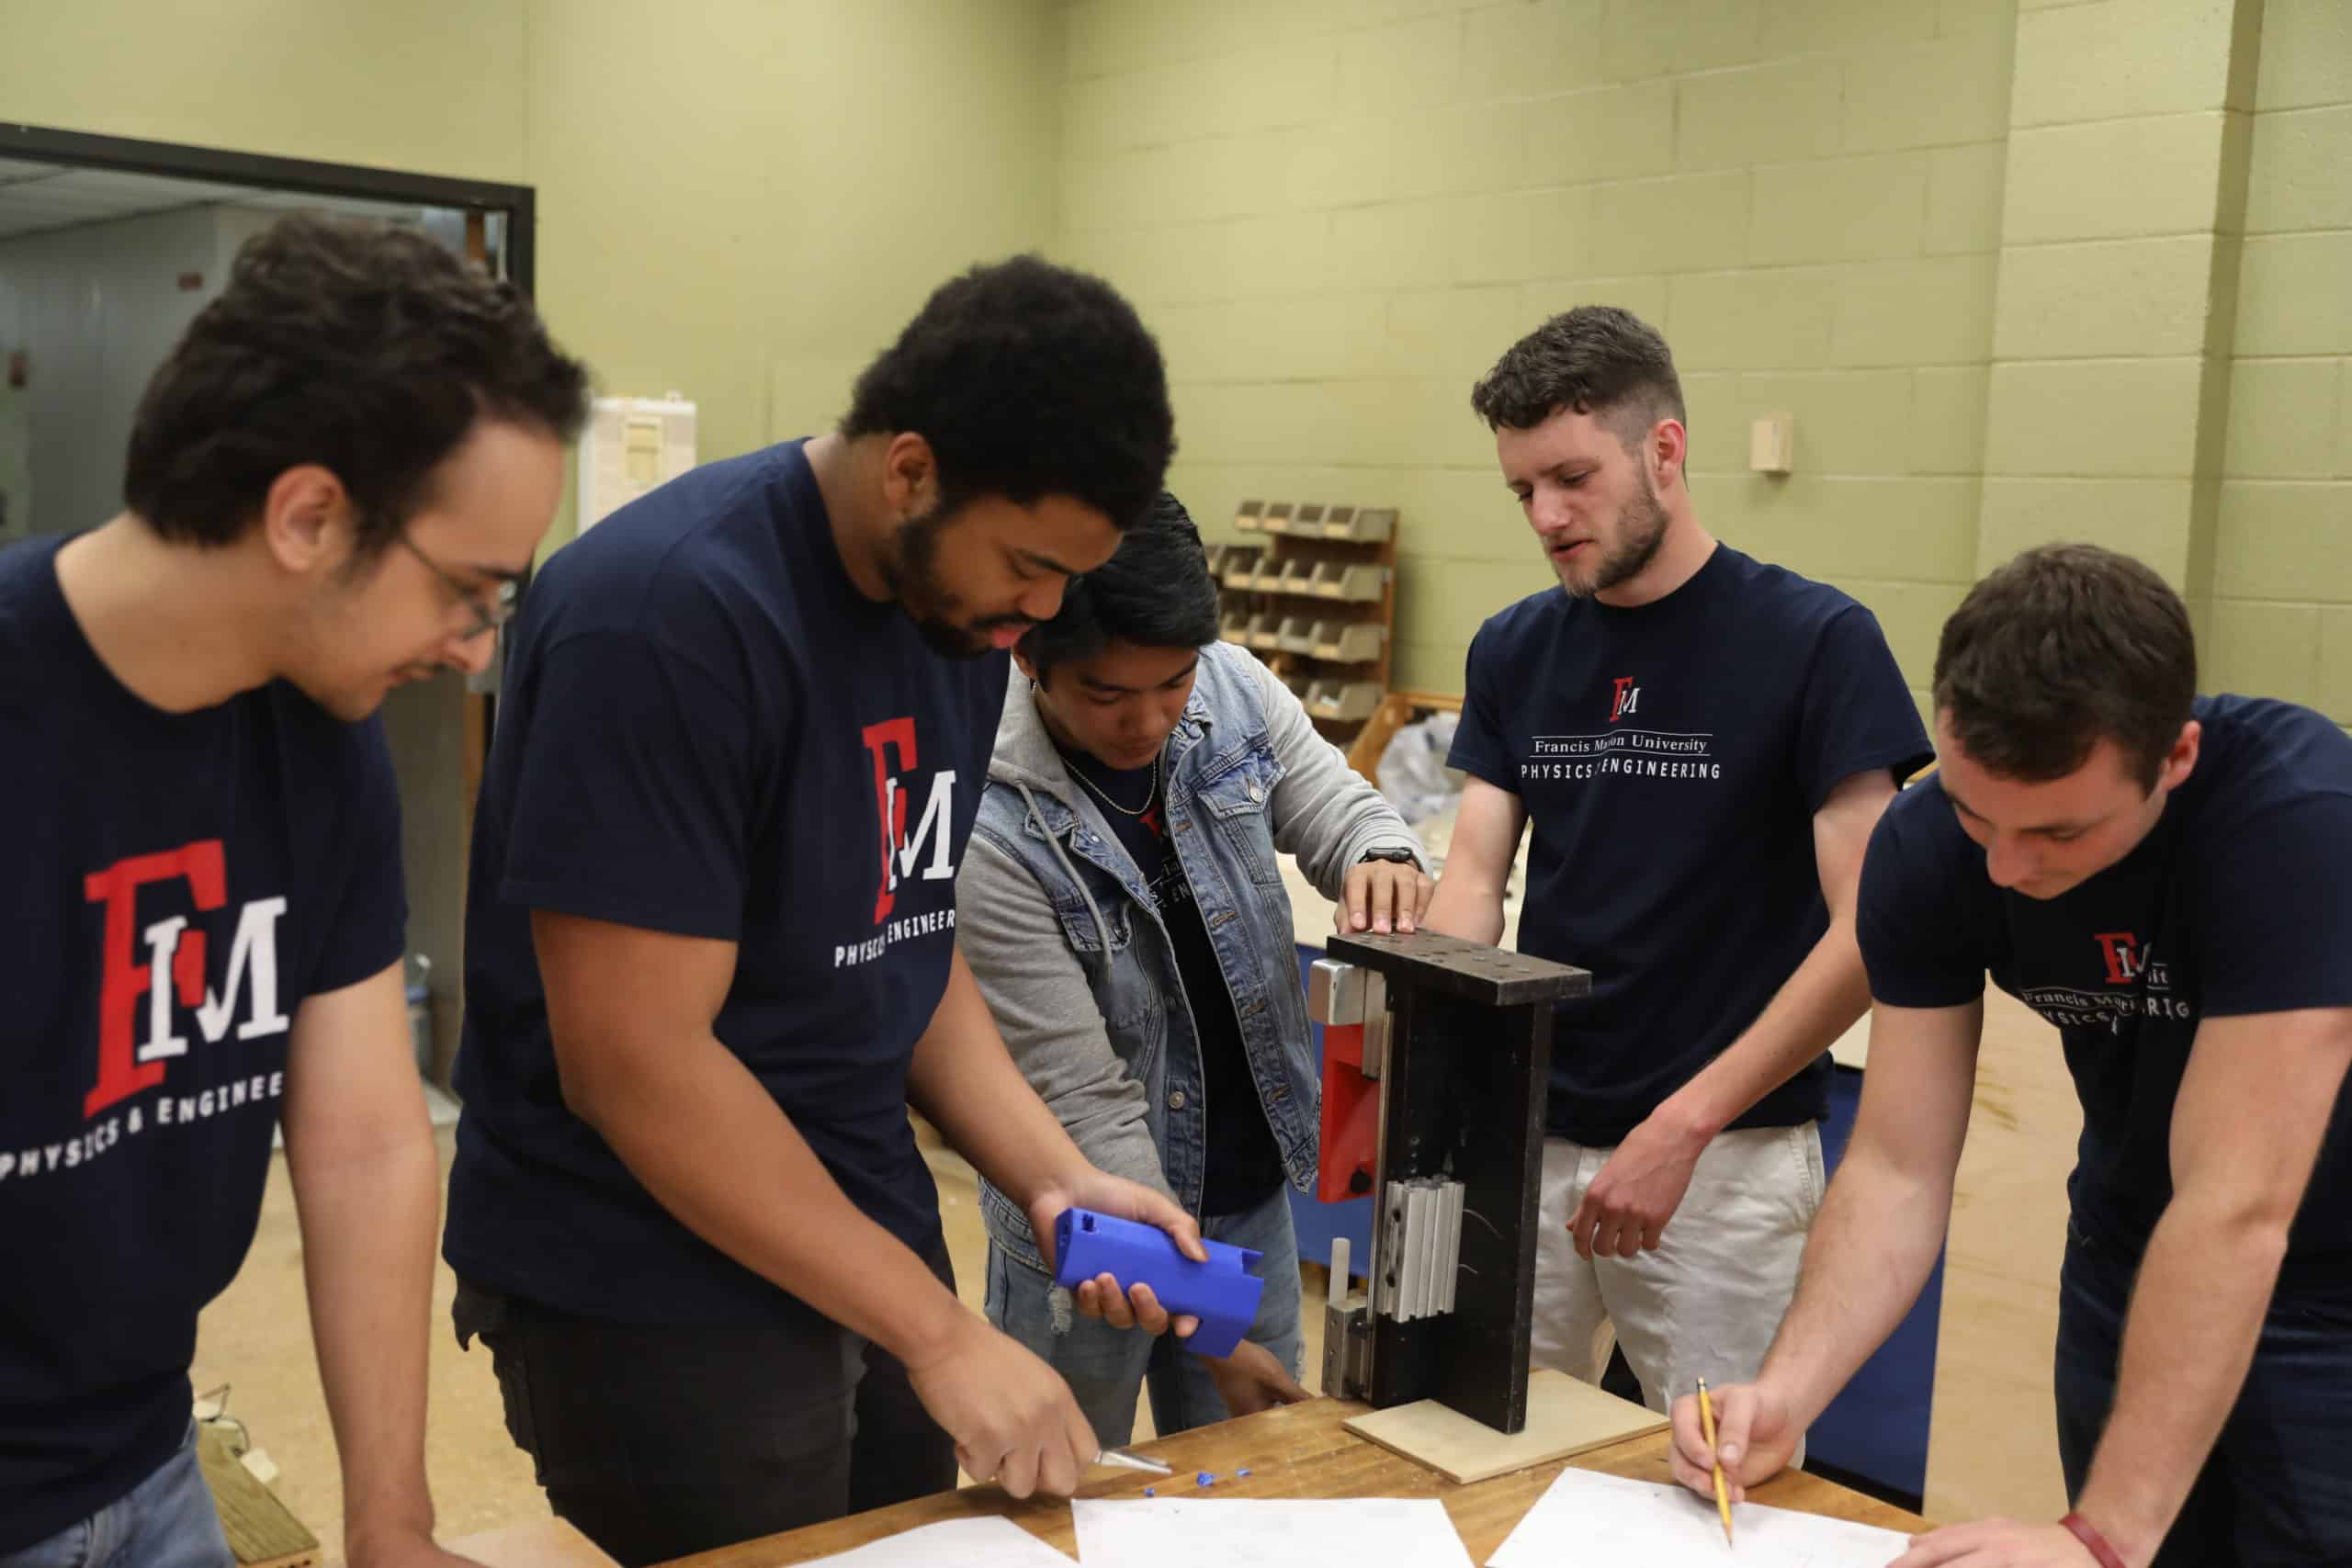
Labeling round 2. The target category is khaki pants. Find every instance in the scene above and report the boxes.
[1532,1122,1824,1452]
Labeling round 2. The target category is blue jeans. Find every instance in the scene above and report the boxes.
[986,1186,1305,1448]
[2054,1221,2352,1566]
[0,1423,232,1568]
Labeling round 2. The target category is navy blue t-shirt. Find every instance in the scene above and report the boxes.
[0,536,406,1551]
[1448,546,1930,1145]
[1859,694,2352,1293]
[446,440,1007,1325]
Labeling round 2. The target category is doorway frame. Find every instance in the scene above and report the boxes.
[0,122,541,1087]
[0,121,537,291]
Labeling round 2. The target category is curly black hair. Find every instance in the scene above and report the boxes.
[1020,491,1218,679]
[1469,304,1686,446]
[124,212,590,557]
[842,254,1174,531]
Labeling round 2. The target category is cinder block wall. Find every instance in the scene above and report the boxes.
[2208,0,2352,718]
[1054,0,2348,726]
[1052,0,2018,706]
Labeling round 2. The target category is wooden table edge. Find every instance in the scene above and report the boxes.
[655,1396,1933,1566]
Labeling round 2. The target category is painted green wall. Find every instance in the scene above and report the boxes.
[0,0,1061,550]
[535,0,1064,494]
[0,0,535,182]
[6,0,2338,714]
[1050,0,2019,704]
[2207,0,2352,719]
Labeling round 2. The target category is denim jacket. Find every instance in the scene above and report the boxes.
[957,642,1425,1273]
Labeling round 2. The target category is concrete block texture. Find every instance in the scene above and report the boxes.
[2001,114,2230,243]
[1750,153,1930,265]
[2224,358,2346,479]
[1525,81,1679,183]
[2206,598,2321,705]
[1928,141,2010,254]
[2255,0,2352,112]
[2235,233,2352,355]
[1976,477,2198,579]
[2215,479,2352,599]
[1984,357,2205,477]
[2246,106,2352,234]
[1843,28,2017,152]
[2010,0,2241,128]
[1990,236,2219,360]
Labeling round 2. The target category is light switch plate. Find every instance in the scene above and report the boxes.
[1749,412,1795,474]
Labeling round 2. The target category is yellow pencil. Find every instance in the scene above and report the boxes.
[1697,1377,1735,1548]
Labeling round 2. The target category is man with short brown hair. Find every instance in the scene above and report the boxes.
[1675,544,2352,1567]
[1425,304,1930,1421]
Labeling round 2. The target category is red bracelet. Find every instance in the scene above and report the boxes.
[2060,1513,2129,1568]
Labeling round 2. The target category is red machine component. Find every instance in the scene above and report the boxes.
[1317,1020,1380,1204]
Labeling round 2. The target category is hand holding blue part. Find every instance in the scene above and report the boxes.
[1052,1208,1268,1359]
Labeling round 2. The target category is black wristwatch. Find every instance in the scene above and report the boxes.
[1358,846,1419,867]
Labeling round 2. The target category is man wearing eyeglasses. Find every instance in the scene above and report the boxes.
[0,214,588,1568]
[394,531,523,645]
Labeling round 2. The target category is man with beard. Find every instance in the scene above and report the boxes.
[443,256,1201,1566]
[1421,306,1932,1424]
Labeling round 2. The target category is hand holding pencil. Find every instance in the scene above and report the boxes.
[1668,1378,1806,1528]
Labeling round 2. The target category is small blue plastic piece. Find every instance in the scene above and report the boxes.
[1144,1487,1156,1497]
[1053,1208,1267,1359]
[1197,1471,1215,1486]
[1237,1467,1252,1477]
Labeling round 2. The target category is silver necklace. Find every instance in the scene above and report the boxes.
[1069,752,1160,818]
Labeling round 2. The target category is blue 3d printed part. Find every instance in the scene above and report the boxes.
[1052,1208,1266,1359]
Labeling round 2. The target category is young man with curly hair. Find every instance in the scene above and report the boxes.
[444,256,1200,1564]
[0,214,588,1568]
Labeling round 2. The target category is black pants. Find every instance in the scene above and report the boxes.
[454,1247,957,1567]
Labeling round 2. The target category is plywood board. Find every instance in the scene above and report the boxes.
[195,1423,318,1568]
[446,1517,621,1568]
[1342,1367,1668,1484]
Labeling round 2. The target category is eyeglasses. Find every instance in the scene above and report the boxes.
[396,531,518,640]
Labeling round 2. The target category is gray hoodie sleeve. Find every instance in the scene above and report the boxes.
[1242,649,1429,900]
[955,829,1175,1201]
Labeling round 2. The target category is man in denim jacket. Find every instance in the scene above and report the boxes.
[956,495,1430,1441]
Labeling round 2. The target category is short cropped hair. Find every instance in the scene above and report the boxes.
[1469,304,1686,448]
[1934,544,2198,790]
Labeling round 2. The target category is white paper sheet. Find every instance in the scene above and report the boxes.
[795,1516,1075,1566]
[1486,1466,1915,1567]
[1073,1496,1475,1568]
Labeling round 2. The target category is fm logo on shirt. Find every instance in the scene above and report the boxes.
[1522,677,1720,784]
[2096,931,2146,986]
[82,840,288,1121]
[839,718,961,968]
[0,840,288,1186]
[2020,933,2188,1032]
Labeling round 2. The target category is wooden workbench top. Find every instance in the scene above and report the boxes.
[661,1395,1929,1565]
